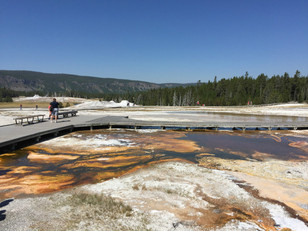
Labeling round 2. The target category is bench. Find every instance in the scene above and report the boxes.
[14,114,45,125]
[57,110,78,118]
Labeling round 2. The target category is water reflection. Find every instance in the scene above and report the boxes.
[0,129,307,199]
[185,131,308,160]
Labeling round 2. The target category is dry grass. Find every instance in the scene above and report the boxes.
[0,100,79,108]
[25,192,152,231]
[65,192,133,217]
[0,101,50,108]
[55,192,152,231]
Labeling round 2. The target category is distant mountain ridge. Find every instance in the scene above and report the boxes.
[0,70,187,95]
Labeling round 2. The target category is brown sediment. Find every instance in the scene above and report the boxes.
[126,173,275,230]
[269,134,282,142]
[4,166,41,174]
[289,141,308,148]
[29,130,200,155]
[214,148,249,158]
[0,176,15,184]
[0,153,17,157]
[0,174,75,200]
[85,159,194,183]
[215,149,273,161]
[294,154,308,160]
[234,179,308,226]
[1,139,195,198]
[27,152,79,162]
[26,146,132,155]
[139,134,200,153]
[198,157,225,169]
[290,130,308,136]
[199,157,308,188]
[88,158,194,183]
[251,151,274,160]
[0,138,197,199]
[61,155,153,169]
[196,153,215,157]
[198,157,308,223]
[91,170,129,182]
[289,141,308,159]
[68,158,196,191]
[191,185,275,230]
[230,171,308,223]
[41,170,55,174]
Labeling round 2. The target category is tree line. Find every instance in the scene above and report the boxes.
[0,88,17,102]
[1,71,307,106]
[0,87,94,102]
[0,88,45,102]
[103,70,308,106]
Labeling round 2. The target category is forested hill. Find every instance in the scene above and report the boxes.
[1,70,307,106]
[0,70,184,96]
[109,71,308,106]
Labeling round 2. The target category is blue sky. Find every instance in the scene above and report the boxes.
[0,0,307,83]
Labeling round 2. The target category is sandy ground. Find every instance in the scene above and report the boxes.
[0,97,308,230]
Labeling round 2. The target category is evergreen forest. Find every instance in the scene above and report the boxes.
[1,71,308,106]
[0,88,16,102]
[0,88,43,102]
[104,71,308,106]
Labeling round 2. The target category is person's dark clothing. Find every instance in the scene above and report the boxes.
[50,101,59,109]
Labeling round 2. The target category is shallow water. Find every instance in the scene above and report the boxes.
[0,129,307,199]
[168,111,308,123]
[185,131,308,160]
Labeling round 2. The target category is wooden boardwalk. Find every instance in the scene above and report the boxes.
[0,114,101,153]
[82,116,308,131]
[1,114,308,153]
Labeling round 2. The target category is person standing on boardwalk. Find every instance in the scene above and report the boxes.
[49,98,59,123]
[48,104,52,120]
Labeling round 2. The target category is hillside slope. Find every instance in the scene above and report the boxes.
[0,70,183,94]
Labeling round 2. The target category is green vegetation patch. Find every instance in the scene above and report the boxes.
[56,192,151,231]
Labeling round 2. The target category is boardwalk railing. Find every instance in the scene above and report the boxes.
[57,110,78,118]
[14,114,45,125]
